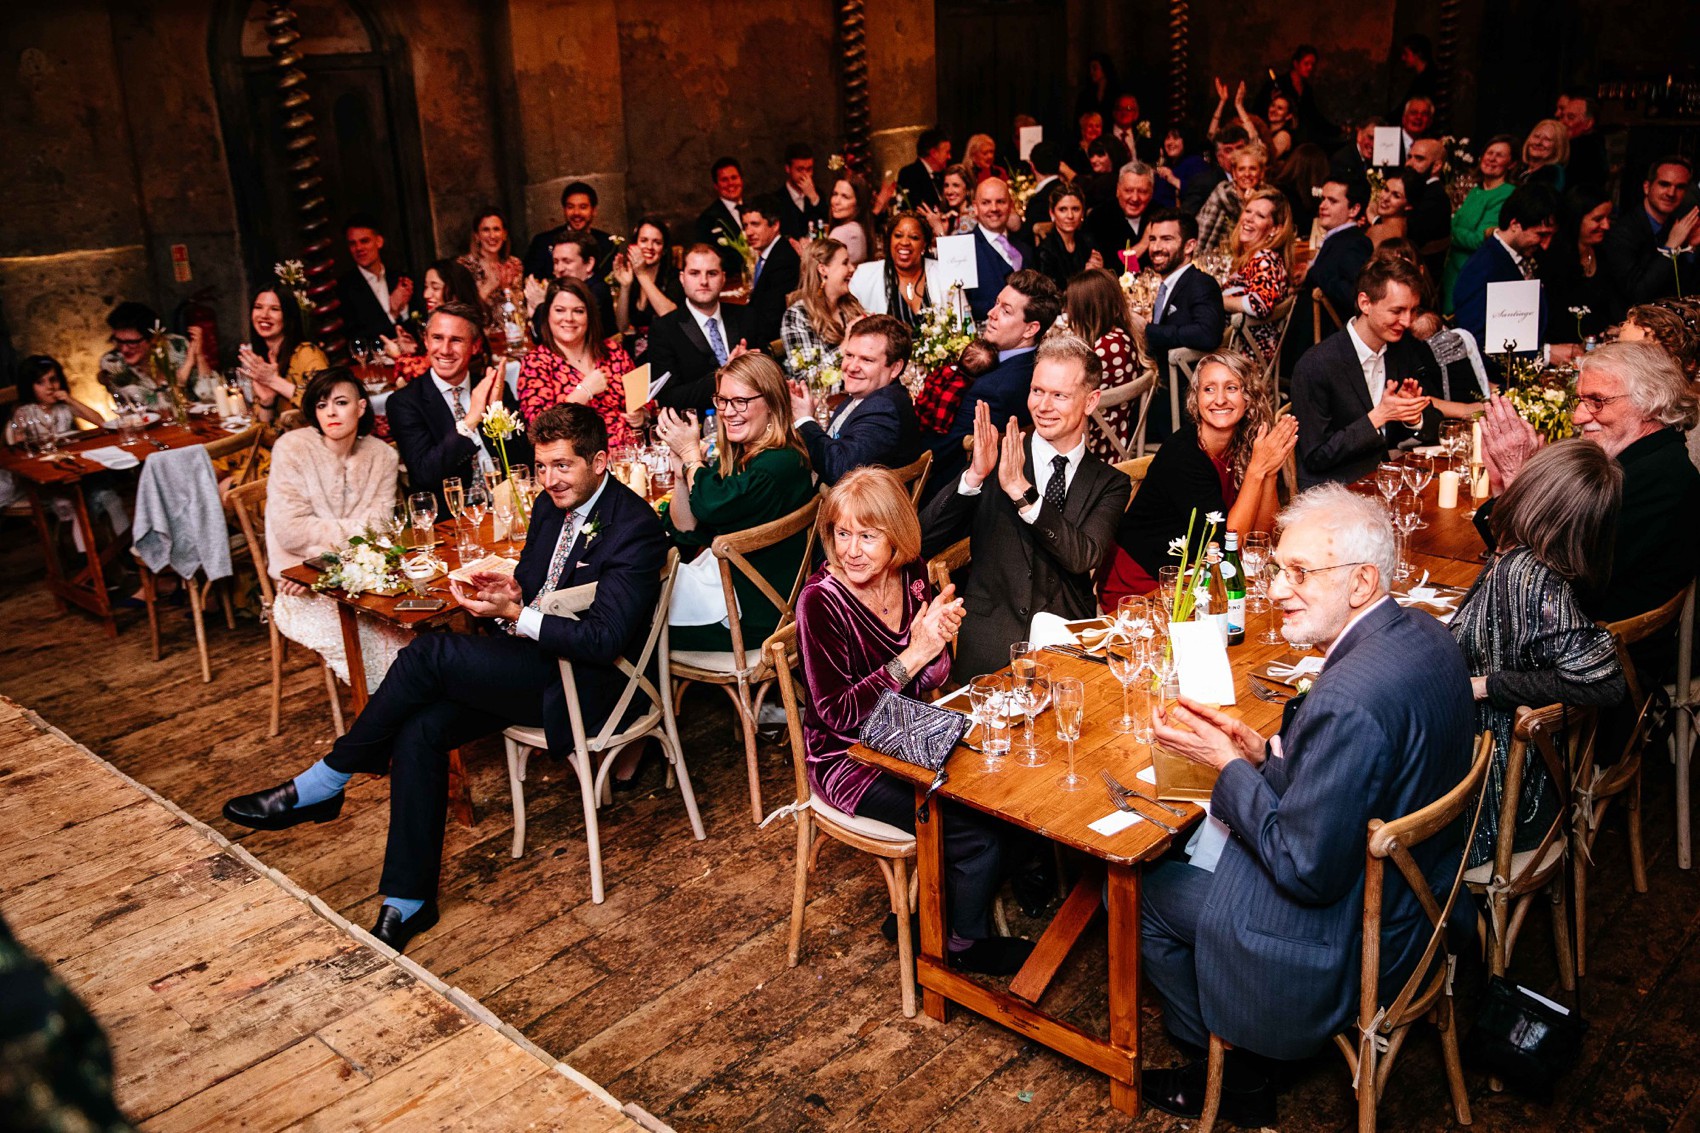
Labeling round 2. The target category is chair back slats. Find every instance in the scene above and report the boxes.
[767,626,811,803]
[1602,581,1692,709]
[890,451,934,506]
[1090,370,1158,462]
[1497,704,1579,896]
[227,477,273,605]
[710,496,822,672]
[556,549,682,759]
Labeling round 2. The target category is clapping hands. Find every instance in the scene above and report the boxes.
[1480,393,1542,493]
[963,401,1034,504]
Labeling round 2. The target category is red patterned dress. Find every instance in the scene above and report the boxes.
[516,337,640,448]
[1086,327,1142,463]
[1224,248,1292,368]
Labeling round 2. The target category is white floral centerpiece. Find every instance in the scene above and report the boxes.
[909,284,976,397]
[787,343,842,427]
[482,404,530,529]
[313,532,405,597]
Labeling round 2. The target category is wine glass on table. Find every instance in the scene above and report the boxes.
[460,479,489,556]
[1116,595,1152,640]
[1262,558,1293,646]
[442,477,465,556]
[1053,677,1086,791]
[1391,493,1422,581]
[408,491,438,554]
[1375,460,1405,505]
[1402,454,1434,528]
[969,674,1012,771]
[1009,657,1051,767]
[1241,531,1271,616]
[1106,634,1142,736]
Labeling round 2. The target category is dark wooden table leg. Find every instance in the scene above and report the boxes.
[915,784,950,1022]
[66,484,116,638]
[1106,862,1142,1116]
[22,482,68,614]
[447,748,476,828]
[337,604,369,712]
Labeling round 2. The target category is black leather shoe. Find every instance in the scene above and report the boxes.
[370,902,440,953]
[222,781,344,831]
[948,936,1035,976]
[1010,858,1057,918]
[879,910,921,944]
[1142,1059,1279,1128]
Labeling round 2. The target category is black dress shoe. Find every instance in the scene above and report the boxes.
[1143,1059,1278,1128]
[880,910,921,944]
[370,902,440,953]
[948,936,1035,976]
[222,781,344,831]
[1010,857,1058,918]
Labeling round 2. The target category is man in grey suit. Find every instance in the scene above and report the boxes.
[920,334,1131,681]
[1139,485,1474,1126]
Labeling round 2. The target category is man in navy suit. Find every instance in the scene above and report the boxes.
[693,157,747,277]
[223,404,669,953]
[965,178,1034,321]
[1140,485,1474,1125]
[923,270,1060,499]
[1129,209,1225,440]
[897,128,951,213]
[384,302,534,515]
[791,314,921,485]
[1599,156,1699,313]
[1291,256,1436,488]
[742,194,801,348]
[1288,177,1374,365]
[334,214,413,344]
[1452,185,1557,365]
[649,245,749,413]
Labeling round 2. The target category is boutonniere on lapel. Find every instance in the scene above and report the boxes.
[1294,677,1313,697]
[581,517,606,548]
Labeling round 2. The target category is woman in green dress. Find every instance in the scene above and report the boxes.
[1442,134,1518,313]
[654,352,816,652]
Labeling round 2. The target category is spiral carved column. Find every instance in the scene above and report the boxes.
[1434,0,1461,128]
[1167,0,1191,129]
[266,3,346,359]
[839,0,870,172]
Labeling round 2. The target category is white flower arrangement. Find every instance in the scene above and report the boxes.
[909,284,977,394]
[314,534,404,597]
[481,403,530,528]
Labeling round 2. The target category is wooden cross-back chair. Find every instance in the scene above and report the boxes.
[1091,368,1159,461]
[1167,347,1207,435]
[889,450,933,506]
[1312,287,1346,345]
[502,548,704,903]
[1464,703,1581,990]
[671,495,822,823]
[1197,730,1494,1133]
[1231,294,1298,409]
[226,477,345,738]
[1573,581,1693,977]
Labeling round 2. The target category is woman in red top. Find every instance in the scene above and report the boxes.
[1064,267,1147,462]
[517,277,639,447]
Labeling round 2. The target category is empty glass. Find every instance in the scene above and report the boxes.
[1053,678,1086,791]
[1403,455,1434,528]
[461,479,489,555]
[408,491,437,548]
[969,674,1013,770]
[1106,635,1142,735]
[1375,461,1405,504]
[1009,657,1051,767]
[1241,531,1272,616]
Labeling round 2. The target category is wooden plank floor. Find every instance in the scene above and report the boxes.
[0,695,643,1132]
[3,531,1700,1130]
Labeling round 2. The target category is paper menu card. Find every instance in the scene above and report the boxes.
[1168,619,1236,705]
[1018,125,1044,161]
[1484,279,1542,353]
[1372,127,1403,166]
[623,363,652,413]
[447,555,518,585]
[934,233,979,291]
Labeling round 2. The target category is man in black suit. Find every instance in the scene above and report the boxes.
[1452,185,1557,364]
[384,302,534,514]
[522,181,616,284]
[741,194,801,348]
[334,214,413,344]
[1328,120,1380,185]
[897,128,951,213]
[1140,485,1473,1125]
[1559,95,1610,195]
[791,313,921,485]
[920,334,1131,680]
[546,230,619,341]
[775,143,828,239]
[222,404,670,953]
[1105,93,1154,167]
[926,269,1060,496]
[965,178,1034,321]
[1403,139,1451,257]
[1397,96,1435,161]
[1088,163,1156,271]
[1290,256,1436,488]
[1600,156,1699,312]
[1288,176,1373,363]
[1128,209,1225,440]
[694,157,747,277]
[649,245,748,414]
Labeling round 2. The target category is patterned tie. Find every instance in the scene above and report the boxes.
[704,316,729,365]
[1518,255,1536,281]
[1152,280,1170,324]
[994,233,1023,271]
[450,384,466,422]
[1044,454,1069,513]
[527,510,580,612]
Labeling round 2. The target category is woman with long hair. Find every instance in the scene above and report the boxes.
[1098,351,1296,607]
[848,213,948,330]
[1544,186,1616,341]
[1366,168,1419,250]
[1519,119,1570,190]
[611,215,681,361]
[826,175,877,265]
[458,207,526,356]
[240,286,329,427]
[963,134,1006,185]
[1221,187,1297,367]
[780,237,867,379]
[516,277,638,446]
[1063,268,1146,461]
[652,352,817,653]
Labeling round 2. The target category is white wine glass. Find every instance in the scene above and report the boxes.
[1009,658,1051,767]
[1375,461,1404,505]
[969,674,1012,771]
[1403,454,1434,528]
[1053,678,1086,791]
[1105,634,1141,735]
[461,480,489,555]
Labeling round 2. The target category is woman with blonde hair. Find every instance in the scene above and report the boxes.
[653,352,817,652]
[780,237,867,380]
[1098,351,1296,606]
[1519,119,1571,190]
[963,134,1006,184]
[1221,186,1296,367]
[794,466,1031,974]
[1063,268,1147,461]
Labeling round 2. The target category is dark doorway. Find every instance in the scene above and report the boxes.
[936,0,1071,154]
[210,0,433,298]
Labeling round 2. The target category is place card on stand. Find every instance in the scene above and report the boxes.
[1018,125,1044,161]
[935,234,979,291]
[1484,279,1542,352]
[1372,127,1403,166]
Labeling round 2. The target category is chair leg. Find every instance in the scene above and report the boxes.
[1629,768,1649,893]
[573,749,606,903]
[322,661,346,738]
[889,853,917,1018]
[141,566,162,662]
[657,728,706,840]
[1357,1030,1380,1133]
[1572,815,1590,981]
[1198,1034,1226,1133]
[505,738,529,859]
[1550,880,1577,993]
[788,809,812,967]
[218,578,235,629]
[1437,995,1473,1126]
[267,623,283,738]
[729,681,764,823]
[187,576,212,683]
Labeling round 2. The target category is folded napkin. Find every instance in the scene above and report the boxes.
[1264,656,1325,681]
[1027,611,1078,649]
[1088,768,1161,835]
[79,445,141,471]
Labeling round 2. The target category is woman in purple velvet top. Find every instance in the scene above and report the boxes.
[796,467,1034,975]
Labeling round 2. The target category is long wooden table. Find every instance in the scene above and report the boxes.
[0,415,254,636]
[851,545,1483,1115]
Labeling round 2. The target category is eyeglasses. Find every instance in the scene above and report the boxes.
[1270,561,1368,586]
[1574,393,1629,413]
[111,335,147,347]
[711,394,759,414]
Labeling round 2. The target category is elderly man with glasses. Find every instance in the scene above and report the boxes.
[1136,484,1475,1127]
[1477,340,1700,623]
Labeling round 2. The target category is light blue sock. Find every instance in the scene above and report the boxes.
[291,760,352,807]
[382,897,425,921]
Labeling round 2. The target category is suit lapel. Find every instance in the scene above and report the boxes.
[1335,330,1375,418]
[679,311,712,359]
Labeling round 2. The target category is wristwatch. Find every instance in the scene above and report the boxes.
[1018,485,1040,507]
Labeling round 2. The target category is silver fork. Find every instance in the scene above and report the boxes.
[1099,767,1188,821]
[1100,778,1180,833]
[1247,675,1290,704]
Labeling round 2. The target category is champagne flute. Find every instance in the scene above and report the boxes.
[408,491,437,550]
[1375,460,1405,505]
[969,674,1012,771]
[1053,678,1086,791]
[1260,558,1287,645]
[1241,531,1271,615]
[442,476,466,553]
[1391,493,1422,581]
[1132,633,1162,744]
[461,479,489,554]
[1106,634,1141,735]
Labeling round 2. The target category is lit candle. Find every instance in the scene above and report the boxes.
[1437,470,1460,508]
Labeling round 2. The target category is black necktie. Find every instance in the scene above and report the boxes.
[1044,454,1069,513]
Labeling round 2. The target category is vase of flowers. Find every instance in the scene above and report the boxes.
[909,284,976,397]
[481,403,531,531]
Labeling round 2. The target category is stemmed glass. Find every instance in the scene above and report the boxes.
[1116,595,1152,639]
[408,491,438,550]
[1053,678,1086,791]
[1402,454,1434,528]
[1375,460,1405,505]
[1106,634,1142,735]
[1009,657,1051,767]
[1257,554,1285,644]
[442,477,465,554]
[1391,493,1422,581]
[969,674,1012,771]
[1241,531,1271,616]
[461,479,489,556]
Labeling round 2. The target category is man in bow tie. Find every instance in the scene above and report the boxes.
[222,404,668,953]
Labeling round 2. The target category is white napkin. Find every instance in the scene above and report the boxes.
[1089,809,1145,835]
[79,445,140,471]
[1027,611,1078,648]
[1265,656,1325,680]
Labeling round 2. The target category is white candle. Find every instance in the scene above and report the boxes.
[1437,470,1460,508]
[213,384,232,418]
[1470,420,1483,464]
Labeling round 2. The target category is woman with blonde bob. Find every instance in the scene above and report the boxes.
[1221,186,1297,368]
[781,236,867,380]
[653,352,816,652]
[794,467,1032,975]
[1098,350,1296,606]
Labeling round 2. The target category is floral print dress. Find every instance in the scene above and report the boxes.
[516,338,639,448]
[1224,249,1292,368]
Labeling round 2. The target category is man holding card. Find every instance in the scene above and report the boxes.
[222,404,668,954]
[1452,186,1557,370]
[1138,485,1474,1125]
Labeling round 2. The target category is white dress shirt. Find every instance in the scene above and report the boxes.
[1151,262,1192,324]
[359,264,391,316]
[719,197,742,226]
[435,370,497,476]
[514,474,609,640]
[1345,318,1388,409]
[956,429,1085,525]
[686,302,730,357]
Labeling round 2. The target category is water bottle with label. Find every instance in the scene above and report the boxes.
[700,408,718,464]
